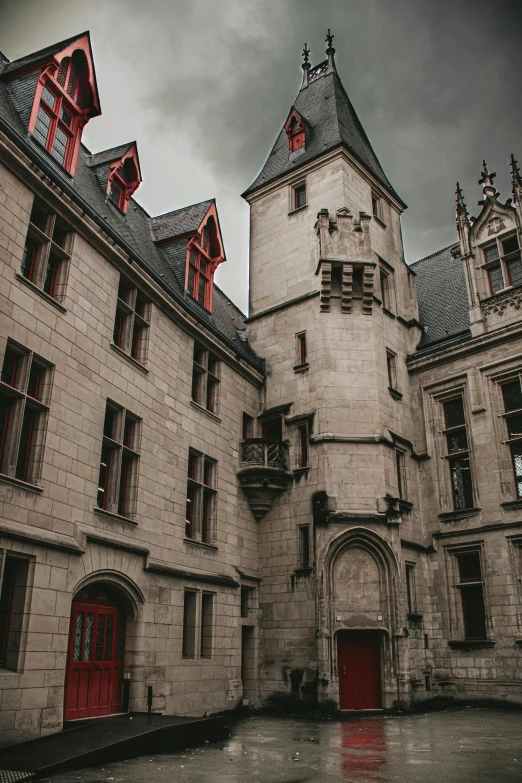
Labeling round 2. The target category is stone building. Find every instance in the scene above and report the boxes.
[0,30,521,746]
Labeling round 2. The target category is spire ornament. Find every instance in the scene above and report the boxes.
[478,159,499,202]
[511,153,522,205]
[325,28,337,74]
[301,42,311,88]
[456,182,470,230]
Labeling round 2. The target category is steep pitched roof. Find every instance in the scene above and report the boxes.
[86,142,135,168]
[0,32,90,76]
[410,243,471,348]
[149,200,214,243]
[0,41,263,373]
[243,69,405,206]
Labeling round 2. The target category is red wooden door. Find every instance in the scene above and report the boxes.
[65,587,125,720]
[337,631,381,709]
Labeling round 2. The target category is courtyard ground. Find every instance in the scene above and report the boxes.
[46,708,522,783]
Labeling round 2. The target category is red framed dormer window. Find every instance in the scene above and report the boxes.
[106,147,142,214]
[27,36,100,175]
[184,206,225,312]
[284,108,306,153]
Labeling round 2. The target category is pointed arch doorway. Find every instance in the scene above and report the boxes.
[337,630,382,710]
[64,583,126,720]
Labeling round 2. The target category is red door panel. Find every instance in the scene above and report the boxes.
[65,589,125,720]
[337,631,381,709]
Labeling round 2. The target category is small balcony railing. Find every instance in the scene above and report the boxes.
[240,439,288,470]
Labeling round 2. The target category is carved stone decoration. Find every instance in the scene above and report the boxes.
[362,266,375,314]
[320,261,332,312]
[237,439,292,521]
[487,216,505,235]
[481,286,522,317]
[341,263,353,313]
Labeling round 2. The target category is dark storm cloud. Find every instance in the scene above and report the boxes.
[1,0,521,309]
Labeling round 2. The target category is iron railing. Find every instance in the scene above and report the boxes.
[240,439,288,470]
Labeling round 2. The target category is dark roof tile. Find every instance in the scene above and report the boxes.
[410,243,470,347]
[86,142,135,168]
[149,200,214,243]
[1,32,89,76]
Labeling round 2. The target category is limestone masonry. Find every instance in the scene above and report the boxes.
[0,31,521,748]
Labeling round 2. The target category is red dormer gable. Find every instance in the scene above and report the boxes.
[106,143,142,214]
[284,108,306,153]
[185,201,225,312]
[23,32,101,175]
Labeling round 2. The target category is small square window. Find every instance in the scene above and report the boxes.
[293,184,307,211]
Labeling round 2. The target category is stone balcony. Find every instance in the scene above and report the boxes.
[237,439,292,521]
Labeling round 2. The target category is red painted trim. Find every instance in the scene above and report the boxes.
[0,403,11,466]
[106,143,142,213]
[284,108,306,152]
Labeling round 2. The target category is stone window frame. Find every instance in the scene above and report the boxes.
[0,550,34,672]
[424,380,480,518]
[181,588,215,661]
[18,195,74,308]
[112,275,151,367]
[404,560,417,616]
[479,231,522,297]
[297,524,312,570]
[289,178,307,214]
[240,585,257,618]
[371,191,386,227]
[386,349,402,400]
[96,400,142,521]
[507,536,522,635]
[378,257,396,315]
[0,339,54,488]
[444,542,491,645]
[395,448,407,500]
[191,341,220,416]
[485,366,522,505]
[185,449,217,545]
[294,331,308,371]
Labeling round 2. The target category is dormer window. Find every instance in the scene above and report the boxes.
[28,39,100,175]
[284,109,306,153]
[108,157,140,213]
[184,210,225,312]
[484,233,522,296]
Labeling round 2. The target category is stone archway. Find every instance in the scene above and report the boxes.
[320,528,401,709]
[64,573,143,721]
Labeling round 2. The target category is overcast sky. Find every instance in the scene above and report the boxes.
[1,0,520,312]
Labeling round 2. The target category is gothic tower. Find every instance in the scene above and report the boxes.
[242,34,425,708]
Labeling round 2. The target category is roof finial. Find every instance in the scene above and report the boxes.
[478,159,499,203]
[301,43,311,88]
[455,182,470,230]
[325,28,337,74]
[511,153,522,205]
[326,29,335,53]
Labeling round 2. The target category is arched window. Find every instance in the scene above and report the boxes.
[31,49,94,173]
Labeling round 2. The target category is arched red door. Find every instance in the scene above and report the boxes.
[337,631,382,709]
[65,584,125,721]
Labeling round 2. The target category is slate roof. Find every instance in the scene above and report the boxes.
[0,40,263,373]
[1,32,88,75]
[243,69,405,207]
[149,200,214,243]
[410,243,471,349]
[86,142,135,168]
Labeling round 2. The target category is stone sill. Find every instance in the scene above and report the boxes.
[293,567,313,576]
[383,307,396,319]
[293,466,311,477]
[93,506,138,526]
[407,613,424,623]
[293,362,310,374]
[288,204,308,217]
[181,656,214,664]
[373,215,387,229]
[448,639,496,650]
[439,507,482,522]
[500,499,522,510]
[190,400,222,423]
[15,273,67,313]
[388,387,403,401]
[183,537,218,552]
[110,343,149,374]
[0,473,43,494]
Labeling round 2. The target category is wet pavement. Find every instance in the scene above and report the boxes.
[47,708,522,783]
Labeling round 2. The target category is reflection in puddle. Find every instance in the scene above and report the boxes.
[340,720,386,781]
